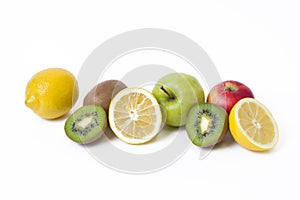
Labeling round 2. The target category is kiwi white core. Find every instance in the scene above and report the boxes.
[77,116,94,129]
[200,115,210,135]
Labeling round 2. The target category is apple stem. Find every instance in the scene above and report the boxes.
[160,86,176,100]
[224,83,238,92]
[225,87,233,92]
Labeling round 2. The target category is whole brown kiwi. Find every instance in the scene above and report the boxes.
[83,80,127,113]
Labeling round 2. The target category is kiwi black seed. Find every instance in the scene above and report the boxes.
[64,105,107,144]
[83,80,127,113]
[186,103,228,147]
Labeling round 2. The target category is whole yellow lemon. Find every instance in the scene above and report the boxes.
[25,68,79,119]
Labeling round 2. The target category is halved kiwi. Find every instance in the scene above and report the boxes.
[64,105,107,144]
[186,103,228,147]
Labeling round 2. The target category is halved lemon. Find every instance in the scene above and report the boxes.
[229,98,279,151]
[108,88,163,144]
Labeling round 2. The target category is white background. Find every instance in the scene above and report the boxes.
[1,0,299,199]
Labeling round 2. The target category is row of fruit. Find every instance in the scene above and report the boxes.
[25,68,279,152]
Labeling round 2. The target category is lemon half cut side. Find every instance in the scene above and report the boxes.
[229,98,279,151]
[108,88,163,145]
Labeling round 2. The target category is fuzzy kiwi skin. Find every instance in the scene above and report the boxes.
[215,114,228,145]
[83,80,127,113]
[186,103,228,147]
[64,105,107,144]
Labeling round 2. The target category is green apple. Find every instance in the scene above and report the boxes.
[152,73,205,127]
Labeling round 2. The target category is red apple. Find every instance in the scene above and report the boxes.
[207,80,254,114]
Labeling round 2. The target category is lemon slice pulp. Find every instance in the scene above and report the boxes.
[229,98,279,151]
[109,88,163,144]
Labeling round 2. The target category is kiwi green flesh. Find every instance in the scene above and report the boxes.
[186,103,228,147]
[64,105,107,144]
